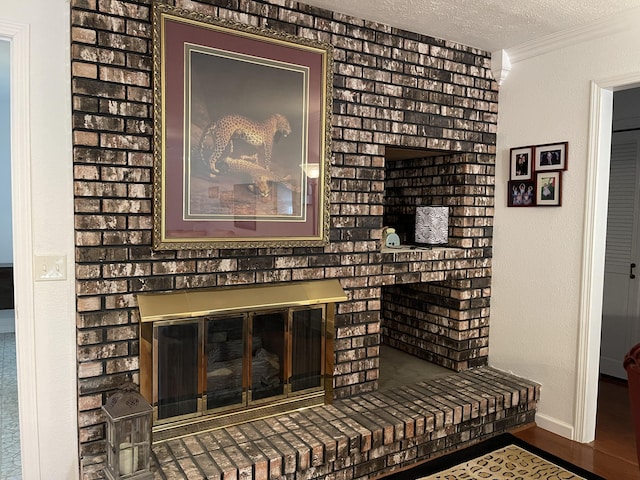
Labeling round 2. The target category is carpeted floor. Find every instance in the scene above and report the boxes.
[0,313,22,480]
[384,433,605,480]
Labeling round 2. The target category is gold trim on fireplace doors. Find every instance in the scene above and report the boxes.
[137,279,347,441]
[137,279,347,322]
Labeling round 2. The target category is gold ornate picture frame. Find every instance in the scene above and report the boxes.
[152,4,333,250]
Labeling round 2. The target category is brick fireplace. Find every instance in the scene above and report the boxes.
[71,0,497,476]
[136,279,347,440]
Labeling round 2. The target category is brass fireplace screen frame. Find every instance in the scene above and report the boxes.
[137,280,347,441]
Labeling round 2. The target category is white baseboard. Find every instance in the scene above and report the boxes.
[534,412,576,441]
[0,310,15,334]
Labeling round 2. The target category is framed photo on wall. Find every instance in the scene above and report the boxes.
[536,171,562,206]
[508,180,536,207]
[510,146,534,180]
[151,4,333,250]
[535,142,568,171]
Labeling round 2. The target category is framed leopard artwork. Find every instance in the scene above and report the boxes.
[152,3,333,250]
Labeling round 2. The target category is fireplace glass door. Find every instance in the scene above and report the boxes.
[150,305,328,426]
[205,315,245,410]
[156,320,200,420]
[291,307,323,392]
[249,312,286,402]
[139,280,345,437]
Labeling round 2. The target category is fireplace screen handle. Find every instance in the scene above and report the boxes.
[632,263,637,280]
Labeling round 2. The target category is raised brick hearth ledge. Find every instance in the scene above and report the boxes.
[150,367,540,480]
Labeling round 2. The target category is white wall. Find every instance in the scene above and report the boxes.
[0,0,78,478]
[491,11,640,440]
[0,40,11,264]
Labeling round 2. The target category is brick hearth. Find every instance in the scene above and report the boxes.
[150,368,539,479]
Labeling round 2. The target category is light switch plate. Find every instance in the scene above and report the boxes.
[34,255,67,281]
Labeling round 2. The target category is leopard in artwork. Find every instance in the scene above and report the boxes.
[199,113,291,176]
[218,154,297,197]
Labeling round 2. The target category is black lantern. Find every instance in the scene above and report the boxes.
[102,387,153,479]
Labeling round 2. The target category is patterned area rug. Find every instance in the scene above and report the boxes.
[384,434,605,480]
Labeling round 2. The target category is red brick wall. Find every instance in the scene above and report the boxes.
[70,0,497,472]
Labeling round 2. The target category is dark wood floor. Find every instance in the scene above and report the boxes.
[513,376,639,479]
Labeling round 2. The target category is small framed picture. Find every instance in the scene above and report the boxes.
[535,142,568,171]
[510,146,534,180]
[508,180,536,207]
[536,171,562,206]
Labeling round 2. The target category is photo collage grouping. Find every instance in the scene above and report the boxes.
[508,142,567,207]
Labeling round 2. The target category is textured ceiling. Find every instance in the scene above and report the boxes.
[299,0,640,51]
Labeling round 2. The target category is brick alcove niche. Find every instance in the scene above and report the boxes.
[70,0,499,477]
[382,148,492,372]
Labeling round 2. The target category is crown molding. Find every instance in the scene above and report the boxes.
[490,49,511,85]
[506,7,640,64]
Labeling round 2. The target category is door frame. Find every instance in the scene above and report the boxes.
[576,73,640,442]
[0,18,42,479]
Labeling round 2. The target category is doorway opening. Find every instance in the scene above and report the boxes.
[0,36,21,479]
[590,87,640,463]
[600,88,640,380]
[577,75,640,444]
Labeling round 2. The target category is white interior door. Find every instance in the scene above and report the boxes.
[600,130,640,378]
